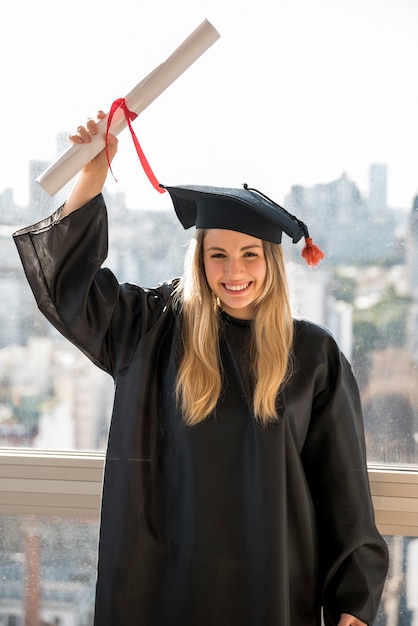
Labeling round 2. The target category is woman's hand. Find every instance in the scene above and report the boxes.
[337,613,367,626]
[62,111,118,217]
[68,110,118,170]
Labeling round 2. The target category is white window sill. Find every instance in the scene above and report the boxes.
[0,449,417,536]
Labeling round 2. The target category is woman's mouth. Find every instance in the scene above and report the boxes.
[222,282,251,292]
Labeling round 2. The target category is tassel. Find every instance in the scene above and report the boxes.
[301,237,325,267]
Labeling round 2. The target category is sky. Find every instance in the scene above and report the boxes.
[1,0,418,215]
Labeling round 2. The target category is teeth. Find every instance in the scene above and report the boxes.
[224,283,249,292]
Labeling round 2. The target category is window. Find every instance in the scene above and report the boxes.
[1,1,418,624]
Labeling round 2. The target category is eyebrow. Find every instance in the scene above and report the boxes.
[206,244,263,252]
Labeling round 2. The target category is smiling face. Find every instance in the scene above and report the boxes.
[202,229,267,320]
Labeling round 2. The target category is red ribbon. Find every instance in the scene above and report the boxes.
[105,97,165,194]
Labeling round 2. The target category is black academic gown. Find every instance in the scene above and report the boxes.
[13,194,388,626]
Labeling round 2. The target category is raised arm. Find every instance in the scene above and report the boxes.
[61,111,118,217]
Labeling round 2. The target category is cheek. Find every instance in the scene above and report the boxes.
[203,259,217,290]
[256,262,268,287]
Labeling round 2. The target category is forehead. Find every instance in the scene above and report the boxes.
[203,228,263,248]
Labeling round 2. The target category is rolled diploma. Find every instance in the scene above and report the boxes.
[37,18,220,196]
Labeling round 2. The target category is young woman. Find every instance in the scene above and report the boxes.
[14,113,388,625]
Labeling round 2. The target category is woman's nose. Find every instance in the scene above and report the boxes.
[225,257,243,276]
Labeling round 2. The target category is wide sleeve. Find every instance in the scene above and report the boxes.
[13,194,163,378]
[299,328,389,626]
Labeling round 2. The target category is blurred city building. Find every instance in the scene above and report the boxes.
[1,159,418,624]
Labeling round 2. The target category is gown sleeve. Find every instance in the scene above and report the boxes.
[299,326,389,626]
[13,193,164,378]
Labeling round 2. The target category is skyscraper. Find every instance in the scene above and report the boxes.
[406,194,418,364]
[369,163,388,216]
[28,160,53,221]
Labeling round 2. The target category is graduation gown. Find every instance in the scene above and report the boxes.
[13,194,389,626]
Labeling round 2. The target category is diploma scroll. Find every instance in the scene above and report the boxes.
[37,18,220,196]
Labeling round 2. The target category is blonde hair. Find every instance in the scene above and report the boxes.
[173,229,294,426]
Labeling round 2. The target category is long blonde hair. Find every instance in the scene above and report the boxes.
[173,229,294,426]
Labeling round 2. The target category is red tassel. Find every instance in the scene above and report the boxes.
[301,237,325,267]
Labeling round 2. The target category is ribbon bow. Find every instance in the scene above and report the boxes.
[105,97,165,194]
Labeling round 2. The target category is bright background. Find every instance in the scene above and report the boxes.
[1,0,417,212]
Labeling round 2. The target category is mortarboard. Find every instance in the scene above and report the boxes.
[163,183,325,266]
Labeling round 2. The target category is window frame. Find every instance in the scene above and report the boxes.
[0,449,417,536]
[0,448,103,519]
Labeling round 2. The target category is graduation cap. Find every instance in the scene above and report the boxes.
[163,183,325,266]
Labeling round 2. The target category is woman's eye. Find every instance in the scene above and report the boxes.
[211,253,226,259]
